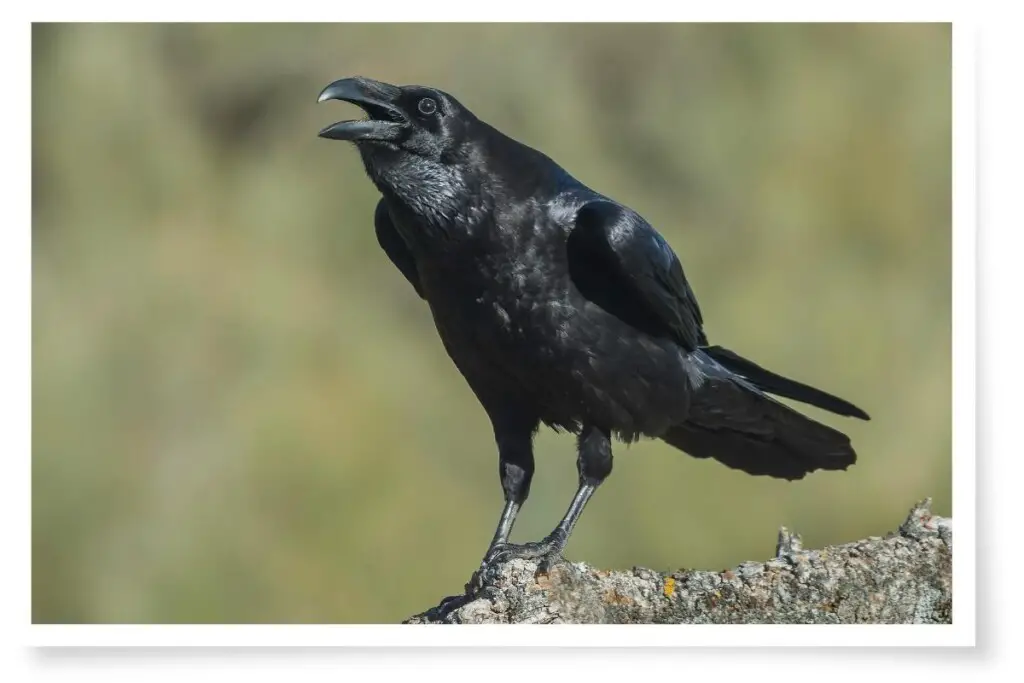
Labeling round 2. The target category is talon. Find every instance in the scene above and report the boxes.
[482,542,512,567]
[436,593,468,618]
[536,552,564,576]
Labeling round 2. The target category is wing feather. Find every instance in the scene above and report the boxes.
[567,200,706,351]
[374,199,424,299]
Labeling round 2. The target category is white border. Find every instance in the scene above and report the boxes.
[13,10,975,654]
[27,622,970,648]
[24,2,964,22]
[949,18,977,648]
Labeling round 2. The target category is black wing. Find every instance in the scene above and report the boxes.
[566,200,707,351]
[374,199,424,299]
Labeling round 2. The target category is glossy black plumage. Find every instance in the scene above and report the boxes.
[317,76,869,580]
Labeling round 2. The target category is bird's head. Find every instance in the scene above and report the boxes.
[317,76,474,153]
[317,76,479,222]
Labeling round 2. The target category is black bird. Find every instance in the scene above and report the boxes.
[316,76,869,580]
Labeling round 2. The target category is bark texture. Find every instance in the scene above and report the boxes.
[406,499,952,624]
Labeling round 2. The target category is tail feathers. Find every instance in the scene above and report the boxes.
[663,375,857,480]
[701,345,870,420]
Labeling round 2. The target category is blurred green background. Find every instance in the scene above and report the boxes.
[31,23,951,624]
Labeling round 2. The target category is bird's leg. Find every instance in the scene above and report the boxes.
[443,418,536,607]
[482,422,535,555]
[455,414,537,597]
[474,425,613,584]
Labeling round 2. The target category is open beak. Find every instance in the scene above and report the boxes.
[316,77,406,142]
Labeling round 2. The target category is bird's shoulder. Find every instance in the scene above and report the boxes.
[545,190,670,248]
[548,191,707,351]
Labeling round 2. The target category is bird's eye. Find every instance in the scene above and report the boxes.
[417,97,438,116]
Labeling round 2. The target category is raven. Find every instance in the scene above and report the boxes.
[316,76,869,580]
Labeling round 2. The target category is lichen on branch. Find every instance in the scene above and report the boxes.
[406,499,951,624]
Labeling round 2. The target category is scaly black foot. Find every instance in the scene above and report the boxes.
[467,528,568,594]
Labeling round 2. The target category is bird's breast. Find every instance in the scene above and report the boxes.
[418,246,579,368]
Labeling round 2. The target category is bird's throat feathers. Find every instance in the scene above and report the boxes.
[360,146,483,241]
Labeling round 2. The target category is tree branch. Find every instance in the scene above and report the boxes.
[406,498,951,624]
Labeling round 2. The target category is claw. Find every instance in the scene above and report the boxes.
[535,550,564,576]
[468,530,569,593]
